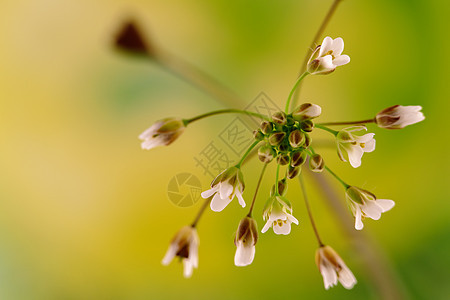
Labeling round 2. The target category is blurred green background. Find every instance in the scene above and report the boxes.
[0,0,449,299]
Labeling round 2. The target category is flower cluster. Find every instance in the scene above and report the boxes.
[128,32,425,290]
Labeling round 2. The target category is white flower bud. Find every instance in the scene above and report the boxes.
[375,105,425,129]
[292,103,322,121]
[316,245,357,290]
[139,117,186,150]
[234,217,258,267]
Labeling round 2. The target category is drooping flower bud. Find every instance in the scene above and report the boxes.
[234,217,258,267]
[315,245,357,290]
[291,150,307,167]
[309,154,324,173]
[276,153,290,165]
[375,105,425,129]
[268,132,286,146]
[259,121,273,135]
[289,129,305,148]
[162,226,199,278]
[258,144,276,163]
[139,117,185,150]
[271,111,287,125]
[287,165,300,179]
[292,103,322,121]
[300,119,314,132]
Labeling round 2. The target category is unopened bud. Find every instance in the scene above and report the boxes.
[289,130,305,148]
[258,145,276,163]
[300,120,314,132]
[259,121,273,135]
[270,178,287,196]
[272,111,287,125]
[287,165,301,179]
[291,150,307,167]
[309,154,324,173]
[269,132,286,146]
[253,130,264,141]
[277,153,290,166]
[292,103,322,121]
[304,133,312,147]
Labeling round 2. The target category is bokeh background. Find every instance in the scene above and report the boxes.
[0,0,449,299]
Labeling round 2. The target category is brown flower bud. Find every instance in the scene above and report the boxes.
[258,145,276,163]
[287,165,301,179]
[270,178,287,196]
[291,150,307,167]
[272,111,287,125]
[277,153,290,165]
[309,154,324,173]
[289,129,305,148]
[300,120,314,132]
[304,133,312,147]
[292,103,322,121]
[259,121,273,135]
[253,130,264,141]
[268,132,286,146]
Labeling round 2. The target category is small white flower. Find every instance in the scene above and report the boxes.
[336,126,376,168]
[376,105,425,129]
[261,196,299,235]
[162,226,199,278]
[139,117,185,150]
[292,103,322,121]
[307,36,350,75]
[234,217,258,267]
[316,245,357,290]
[346,186,395,230]
[201,166,246,212]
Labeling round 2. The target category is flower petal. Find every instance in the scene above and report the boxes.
[333,54,350,66]
[234,242,255,267]
[330,37,344,56]
[236,192,246,208]
[355,208,364,230]
[319,36,333,56]
[261,220,272,233]
[273,221,292,235]
[361,200,383,220]
[201,187,217,199]
[375,199,395,212]
[210,193,232,212]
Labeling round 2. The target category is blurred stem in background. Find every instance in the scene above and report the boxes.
[114,1,409,298]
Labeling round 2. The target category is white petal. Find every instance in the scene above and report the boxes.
[183,259,194,278]
[236,192,246,208]
[346,145,364,168]
[363,139,376,153]
[141,137,165,150]
[261,220,272,233]
[318,55,335,70]
[375,199,395,212]
[219,183,233,199]
[201,187,217,199]
[330,37,344,56]
[319,36,333,56]
[361,201,383,220]
[286,213,299,225]
[355,208,364,230]
[138,123,160,140]
[338,266,357,289]
[321,264,338,290]
[333,54,350,66]
[161,246,177,266]
[273,221,292,235]
[210,193,232,212]
[234,242,255,267]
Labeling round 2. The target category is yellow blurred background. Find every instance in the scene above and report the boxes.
[0,0,448,299]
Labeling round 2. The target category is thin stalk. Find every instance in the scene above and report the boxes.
[191,197,212,228]
[285,72,309,113]
[324,165,349,189]
[299,173,324,247]
[291,0,344,110]
[274,164,281,194]
[315,124,339,136]
[184,109,269,125]
[236,141,260,168]
[247,163,268,217]
[318,118,376,126]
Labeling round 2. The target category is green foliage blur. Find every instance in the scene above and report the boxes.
[0,0,448,299]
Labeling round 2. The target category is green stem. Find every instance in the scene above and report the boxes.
[299,173,324,247]
[285,72,309,113]
[184,109,269,125]
[274,164,281,194]
[315,124,339,136]
[191,196,212,228]
[247,163,268,217]
[318,118,376,126]
[236,141,260,168]
[324,165,350,189]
